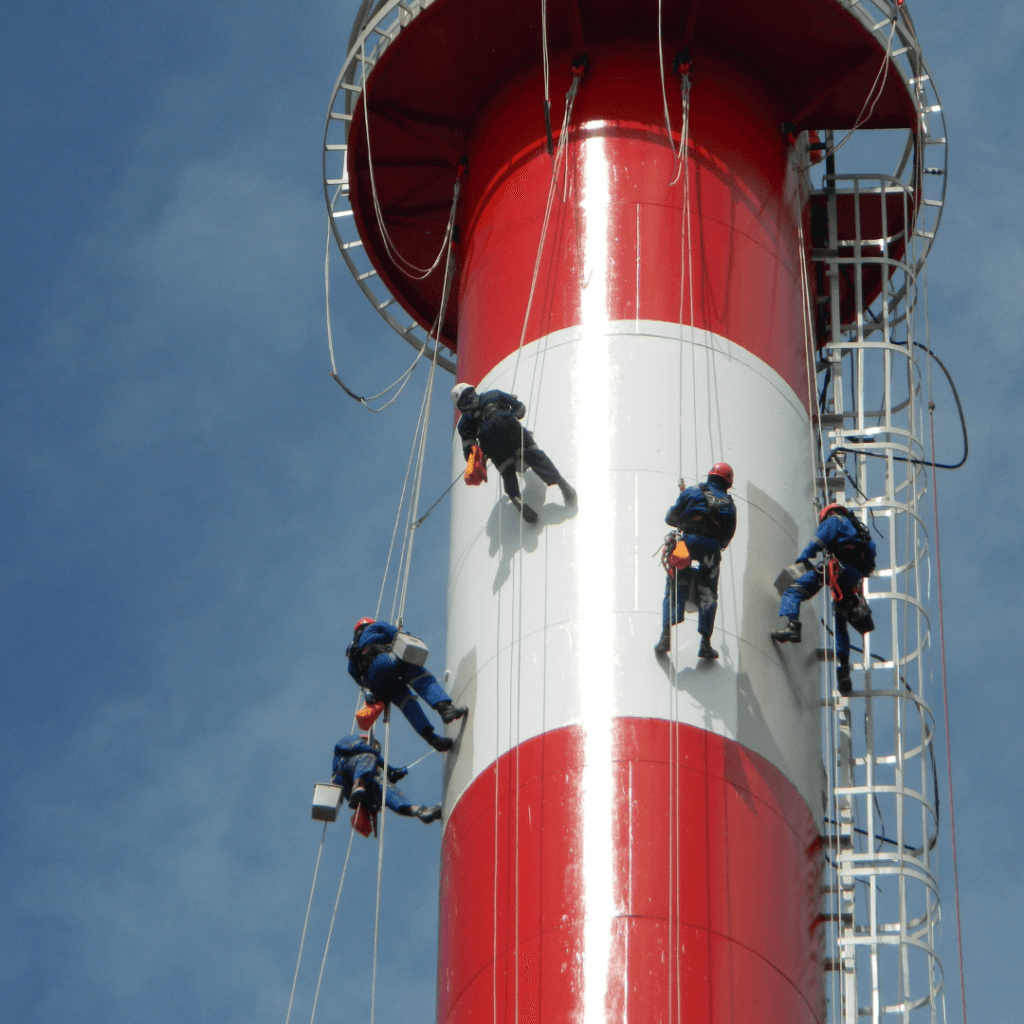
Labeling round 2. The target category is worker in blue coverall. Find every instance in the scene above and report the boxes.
[655,463,737,661]
[346,618,467,752]
[331,733,441,823]
[772,503,877,694]
[451,382,576,524]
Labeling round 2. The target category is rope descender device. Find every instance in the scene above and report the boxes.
[673,47,692,79]
[571,53,589,80]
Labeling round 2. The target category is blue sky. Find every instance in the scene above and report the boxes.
[0,1,1017,1022]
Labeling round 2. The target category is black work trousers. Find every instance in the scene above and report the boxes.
[489,432,561,501]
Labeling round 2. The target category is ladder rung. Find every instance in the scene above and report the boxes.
[816,476,845,492]
[329,112,353,121]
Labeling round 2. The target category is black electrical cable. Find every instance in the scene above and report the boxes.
[825,341,968,470]
[822,818,923,853]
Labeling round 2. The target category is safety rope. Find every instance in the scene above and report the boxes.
[541,0,554,156]
[923,263,969,1024]
[368,713,392,1024]
[358,36,461,280]
[372,240,456,621]
[510,64,584,391]
[825,17,897,160]
[660,25,697,1014]
[307,827,357,1024]
[324,205,425,413]
[284,824,328,1024]
[392,240,455,624]
[796,188,844,1021]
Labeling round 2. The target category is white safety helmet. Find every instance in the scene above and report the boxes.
[451,382,476,408]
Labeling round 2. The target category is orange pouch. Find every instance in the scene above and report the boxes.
[464,446,488,486]
[668,540,692,570]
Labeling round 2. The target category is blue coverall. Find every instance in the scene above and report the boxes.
[662,481,737,638]
[347,621,449,737]
[331,735,415,815]
[456,389,562,501]
[778,515,877,658]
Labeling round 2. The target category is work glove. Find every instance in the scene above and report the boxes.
[387,766,408,784]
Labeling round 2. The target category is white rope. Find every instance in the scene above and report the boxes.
[368,713,392,1024]
[541,0,552,158]
[669,72,691,189]
[376,387,429,620]
[657,0,678,163]
[825,18,897,159]
[393,241,456,624]
[284,824,328,1024]
[395,352,437,625]
[325,217,426,411]
[797,219,830,495]
[359,37,460,280]
[510,72,583,391]
[373,237,458,619]
[307,827,357,1024]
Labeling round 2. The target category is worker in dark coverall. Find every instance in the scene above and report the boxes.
[331,733,440,823]
[655,463,736,661]
[772,503,877,694]
[347,618,467,753]
[451,382,576,524]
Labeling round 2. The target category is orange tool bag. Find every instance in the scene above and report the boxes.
[668,537,692,570]
[355,700,386,729]
[464,445,488,486]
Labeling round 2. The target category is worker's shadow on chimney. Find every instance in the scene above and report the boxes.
[486,474,577,593]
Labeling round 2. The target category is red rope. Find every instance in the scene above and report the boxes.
[928,402,969,1024]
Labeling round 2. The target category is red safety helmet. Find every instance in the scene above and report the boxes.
[352,617,375,639]
[819,502,848,523]
[707,462,734,489]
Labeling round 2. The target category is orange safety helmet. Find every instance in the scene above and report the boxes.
[819,502,848,523]
[708,462,734,488]
[352,616,376,639]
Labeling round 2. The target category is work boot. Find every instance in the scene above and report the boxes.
[654,624,671,656]
[414,804,442,824]
[511,496,538,523]
[698,636,719,660]
[557,477,577,505]
[421,727,454,753]
[836,659,852,696]
[771,618,802,644]
[436,700,468,725]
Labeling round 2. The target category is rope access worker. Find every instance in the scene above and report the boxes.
[655,463,736,660]
[771,503,877,694]
[332,733,441,824]
[347,618,467,753]
[451,383,576,524]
